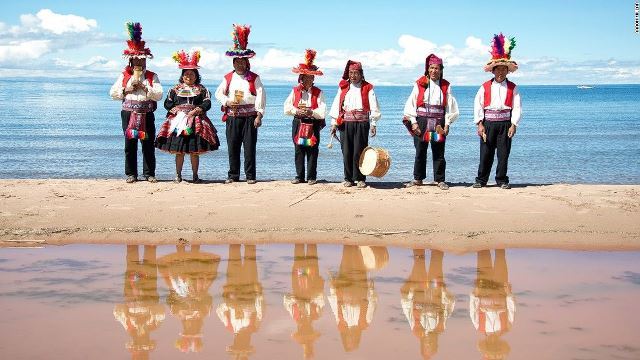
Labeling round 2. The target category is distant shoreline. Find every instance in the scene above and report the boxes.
[1,180,638,252]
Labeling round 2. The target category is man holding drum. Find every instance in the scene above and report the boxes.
[402,54,459,190]
[329,61,381,189]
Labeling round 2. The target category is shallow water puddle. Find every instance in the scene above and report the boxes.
[0,244,639,359]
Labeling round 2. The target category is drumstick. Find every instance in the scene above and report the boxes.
[327,136,334,149]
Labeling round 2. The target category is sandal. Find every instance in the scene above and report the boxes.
[192,175,202,184]
[174,174,182,183]
[126,175,137,183]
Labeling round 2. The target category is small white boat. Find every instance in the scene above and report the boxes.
[577,85,594,89]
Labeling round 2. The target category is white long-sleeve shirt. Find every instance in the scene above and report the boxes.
[473,79,522,126]
[328,81,381,126]
[214,72,266,115]
[283,87,327,119]
[403,79,459,125]
[109,71,163,102]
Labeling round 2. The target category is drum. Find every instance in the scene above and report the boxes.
[358,146,391,178]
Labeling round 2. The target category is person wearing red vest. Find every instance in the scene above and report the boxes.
[473,34,522,189]
[469,249,515,360]
[214,24,266,184]
[110,22,163,184]
[329,60,382,188]
[400,249,455,359]
[403,54,459,190]
[284,49,327,185]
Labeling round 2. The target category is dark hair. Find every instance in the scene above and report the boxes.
[178,69,201,85]
[424,64,444,79]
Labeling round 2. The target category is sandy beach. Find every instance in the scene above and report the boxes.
[0,179,638,252]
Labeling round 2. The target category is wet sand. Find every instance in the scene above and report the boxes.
[0,179,638,252]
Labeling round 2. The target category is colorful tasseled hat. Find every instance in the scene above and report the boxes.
[225,24,255,58]
[172,50,201,69]
[292,49,323,76]
[484,33,518,72]
[122,22,153,59]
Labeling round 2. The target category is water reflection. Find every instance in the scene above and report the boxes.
[283,244,325,359]
[401,249,456,359]
[328,245,388,352]
[470,249,515,360]
[113,245,165,360]
[158,245,220,353]
[216,244,264,359]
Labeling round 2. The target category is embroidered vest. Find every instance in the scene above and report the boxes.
[338,79,372,113]
[483,79,516,108]
[223,71,258,97]
[293,85,321,110]
[416,77,449,108]
[121,67,155,88]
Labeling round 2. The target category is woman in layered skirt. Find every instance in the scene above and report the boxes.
[156,50,219,183]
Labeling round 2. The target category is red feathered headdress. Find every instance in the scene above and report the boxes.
[292,49,323,76]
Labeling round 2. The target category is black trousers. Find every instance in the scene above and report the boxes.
[226,115,258,181]
[413,117,446,182]
[476,120,512,185]
[339,121,370,182]
[121,111,156,177]
[292,118,321,181]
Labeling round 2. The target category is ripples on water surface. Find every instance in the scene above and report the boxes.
[0,79,639,184]
[0,244,638,359]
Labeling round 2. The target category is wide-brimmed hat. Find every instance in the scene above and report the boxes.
[292,49,323,76]
[484,33,518,73]
[172,50,200,69]
[122,22,153,59]
[225,24,255,58]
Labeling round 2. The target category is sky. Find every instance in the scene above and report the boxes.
[0,0,639,85]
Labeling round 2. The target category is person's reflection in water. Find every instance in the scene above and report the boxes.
[283,244,325,359]
[470,249,515,360]
[216,244,264,359]
[401,249,456,359]
[328,245,388,352]
[113,245,165,360]
[157,244,220,353]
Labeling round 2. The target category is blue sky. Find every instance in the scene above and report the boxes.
[1,0,639,85]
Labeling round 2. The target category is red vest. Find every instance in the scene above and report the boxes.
[483,79,516,108]
[121,67,156,87]
[223,71,257,96]
[416,76,450,108]
[293,85,321,110]
[338,79,373,113]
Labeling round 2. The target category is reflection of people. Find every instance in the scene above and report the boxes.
[328,245,387,352]
[156,50,219,183]
[109,22,163,184]
[473,34,522,190]
[284,50,327,185]
[216,245,264,359]
[401,249,455,359]
[328,61,382,188]
[469,249,515,360]
[157,245,220,353]
[402,54,459,190]
[215,24,266,185]
[283,244,325,359]
[113,245,165,360]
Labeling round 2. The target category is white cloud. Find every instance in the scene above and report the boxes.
[0,40,50,60]
[11,9,97,35]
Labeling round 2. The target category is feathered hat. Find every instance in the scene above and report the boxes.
[484,33,518,72]
[225,24,255,58]
[172,50,201,69]
[122,22,153,59]
[292,49,323,76]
